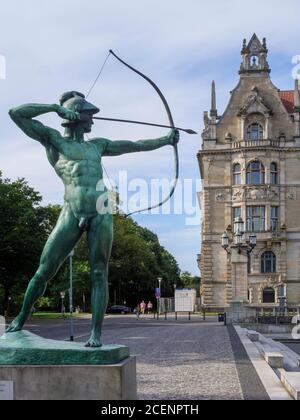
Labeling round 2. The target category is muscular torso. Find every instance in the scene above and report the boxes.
[47,137,107,220]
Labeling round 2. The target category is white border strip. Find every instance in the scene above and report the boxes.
[234,326,292,400]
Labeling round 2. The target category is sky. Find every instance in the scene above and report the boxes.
[0,0,299,275]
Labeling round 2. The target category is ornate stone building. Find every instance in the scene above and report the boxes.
[198,34,300,312]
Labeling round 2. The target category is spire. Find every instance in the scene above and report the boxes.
[240,34,270,75]
[210,81,217,118]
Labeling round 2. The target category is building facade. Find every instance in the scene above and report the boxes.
[198,34,300,312]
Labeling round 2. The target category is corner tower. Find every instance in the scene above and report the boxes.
[198,35,300,315]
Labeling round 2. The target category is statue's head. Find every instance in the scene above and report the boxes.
[60,91,99,133]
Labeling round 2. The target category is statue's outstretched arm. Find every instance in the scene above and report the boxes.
[101,130,179,157]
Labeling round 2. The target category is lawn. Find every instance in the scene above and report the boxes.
[32,312,90,320]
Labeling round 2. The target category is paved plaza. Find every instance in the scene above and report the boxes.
[21,314,269,400]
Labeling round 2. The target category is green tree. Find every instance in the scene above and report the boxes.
[0,173,59,314]
[180,271,201,292]
[0,173,182,314]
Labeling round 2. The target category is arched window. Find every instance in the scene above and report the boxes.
[263,288,275,304]
[233,164,242,185]
[246,161,265,184]
[270,163,278,184]
[261,251,276,274]
[250,55,259,68]
[247,123,264,141]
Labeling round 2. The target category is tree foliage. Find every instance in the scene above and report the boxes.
[0,173,182,313]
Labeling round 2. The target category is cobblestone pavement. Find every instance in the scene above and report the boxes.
[101,316,243,400]
[25,315,244,400]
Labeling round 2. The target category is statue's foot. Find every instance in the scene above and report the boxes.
[6,314,25,333]
[85,334,102,348]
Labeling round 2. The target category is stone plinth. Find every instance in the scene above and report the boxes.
[0,331,136,400]
[0,358,137,400]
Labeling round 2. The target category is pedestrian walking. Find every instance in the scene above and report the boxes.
[140,300,146,315]
[147,301,153,314]
[134,305,140,320]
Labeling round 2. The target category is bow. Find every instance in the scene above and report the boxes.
[108,50,179,217]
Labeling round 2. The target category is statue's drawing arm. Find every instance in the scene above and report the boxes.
[9,104,76,149]
[99,129,179,156]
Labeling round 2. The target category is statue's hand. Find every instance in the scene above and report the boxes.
[167,129,180,146]
[56,105,79,122]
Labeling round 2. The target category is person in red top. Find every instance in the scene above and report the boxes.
[139,300,146,315]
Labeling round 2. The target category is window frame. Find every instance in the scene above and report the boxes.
[270,162,279,184]
[271,207,279,232]
[261,251,277,274]
[246,206,266,232]
[246,161,265,185]
[247,123,264,141]
[233,163,242,185]
[262,287,276,304]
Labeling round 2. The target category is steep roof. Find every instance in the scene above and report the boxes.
[279,90,300,113]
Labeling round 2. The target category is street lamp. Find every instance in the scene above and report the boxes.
[222,218,257,256]
[221,231,229,249]
[221,217,257,315]
[234,229,243,247]
[249,233,257,248]
[60,291,66,318]
[234,216,244,234]
[157,277,162,316]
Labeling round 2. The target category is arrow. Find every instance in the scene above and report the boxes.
[91,116,197,135]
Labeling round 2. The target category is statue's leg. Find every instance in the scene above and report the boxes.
[85,213,113,348]
[6,206,82,332]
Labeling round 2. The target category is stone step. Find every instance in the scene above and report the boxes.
[279,370,300,400]
[247,330,260,342]
[263,352,284,369]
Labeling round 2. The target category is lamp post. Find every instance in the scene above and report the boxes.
[173,283,177,315]
[157,277,162,316]
[60,291,66,318]
[69,249,75,342]
[221,217,257,304]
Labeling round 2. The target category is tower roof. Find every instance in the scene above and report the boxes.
[242,33,268,54]
[240,34,270,75]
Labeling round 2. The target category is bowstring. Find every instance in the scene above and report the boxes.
[85,51,116,193]
[86,51,111,99]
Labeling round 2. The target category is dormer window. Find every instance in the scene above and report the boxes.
[247,123,263,141]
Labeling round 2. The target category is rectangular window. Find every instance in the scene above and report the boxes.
[233,207,242,221]
[271,207,279,231]
[246,206,266,232]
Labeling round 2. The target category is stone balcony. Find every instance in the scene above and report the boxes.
[231,139,282,149]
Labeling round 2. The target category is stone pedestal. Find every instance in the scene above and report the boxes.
[226,300,257,324]
[0,331,137,400]
[231,249,248,302]
[0,359,137,400]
